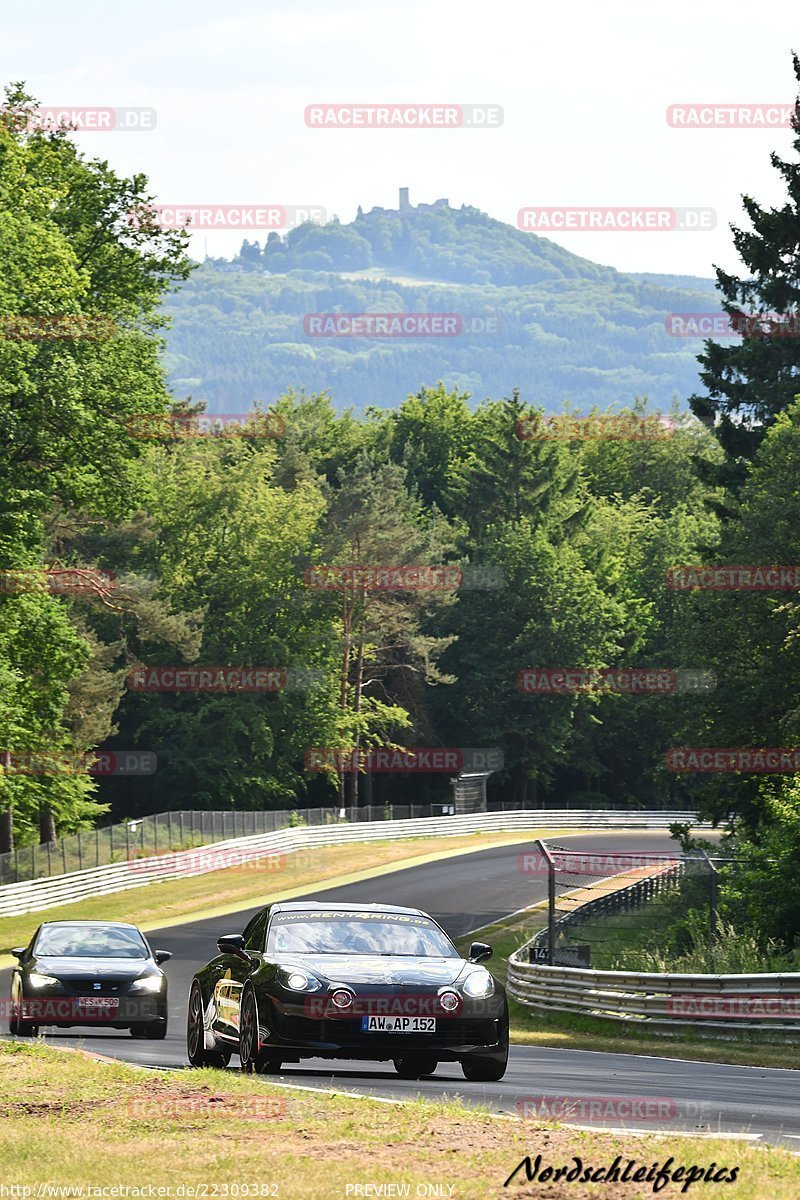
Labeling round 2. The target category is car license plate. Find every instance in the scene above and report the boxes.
[361,1016,435,1033]
[76,996,118,1010]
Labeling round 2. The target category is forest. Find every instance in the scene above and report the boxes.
[3,78,800,947]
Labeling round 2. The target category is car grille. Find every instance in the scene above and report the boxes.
[60,980,125,995]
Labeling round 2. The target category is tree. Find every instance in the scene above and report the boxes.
[690,54,800,493]
[0,83,190,847]
[312,451,457,805]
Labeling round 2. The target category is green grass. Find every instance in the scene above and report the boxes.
[2,1042,799,1199]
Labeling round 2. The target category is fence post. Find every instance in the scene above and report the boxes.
[125,823,130,861]
[77,832,83,872]
[96,828,99,867]
[702,851,718,945]
[179,811,185,845]
[536,839,557,966]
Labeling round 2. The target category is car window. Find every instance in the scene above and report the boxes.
[34,924,149,959]
[244,909,269,952]
[266,912,459,957]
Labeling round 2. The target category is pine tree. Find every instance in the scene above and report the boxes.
[690,53,800,493]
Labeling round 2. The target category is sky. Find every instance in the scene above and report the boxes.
[2,0,799,277]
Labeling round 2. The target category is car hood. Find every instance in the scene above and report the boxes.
[31,955,154,981]
[278,954,468,987]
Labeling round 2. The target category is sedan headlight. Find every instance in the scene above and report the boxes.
[461,970,495,999]
[129,975,164,994]
[278,968,322,993]
[28,972,60,989]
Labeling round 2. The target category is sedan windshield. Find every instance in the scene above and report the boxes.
[34,925,149,959]
[267,912,459,957]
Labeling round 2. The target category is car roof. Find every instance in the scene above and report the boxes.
[38,920,141,929]
[270,901,426,917]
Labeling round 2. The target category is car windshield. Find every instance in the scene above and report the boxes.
[266,912,459,957]
[34,925,149,959]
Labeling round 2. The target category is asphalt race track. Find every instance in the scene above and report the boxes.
[3,832,800,1147]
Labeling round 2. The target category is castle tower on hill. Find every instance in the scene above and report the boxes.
[365,189,450,218]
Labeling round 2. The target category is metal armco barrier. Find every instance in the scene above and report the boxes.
[507,957,800,1035]
[508,856,800,1037]
[0,810,703,918]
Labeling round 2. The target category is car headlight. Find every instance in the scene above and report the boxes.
[278,969,322,993]
[130,975,164,994]
[461,970,495,999]
[28,973,60,989]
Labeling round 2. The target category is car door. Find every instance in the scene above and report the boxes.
[212,910,269,1040]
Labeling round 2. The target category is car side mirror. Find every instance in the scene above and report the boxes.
[468,941,493,964]
[217,934,248,960]
[154,950,172,965]
[10,948,25,961]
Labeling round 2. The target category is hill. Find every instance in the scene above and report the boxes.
[161,196,718,412]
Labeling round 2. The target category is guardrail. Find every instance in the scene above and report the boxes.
[507,852,800,1037]
[507,957,800,1035]
[0,809,703,918]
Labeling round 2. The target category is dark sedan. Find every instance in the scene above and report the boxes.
[9,920,171,1039]
[187,901,509,1080]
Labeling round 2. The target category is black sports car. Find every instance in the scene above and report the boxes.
[187,901,508,1080]
[9,920,171,1039]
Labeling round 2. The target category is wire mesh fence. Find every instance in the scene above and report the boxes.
[525,841,733,970]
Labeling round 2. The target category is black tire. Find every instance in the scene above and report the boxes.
[239,987,282,1074]
[129,1025,147,1039]
[186,981,231,1069]
[461,1035,509,1081]
[145,1022,168,1040]
[393,1055,437,1080]
[14,1019,39,1039]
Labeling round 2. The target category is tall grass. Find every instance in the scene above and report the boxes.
[619,911,800,974]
